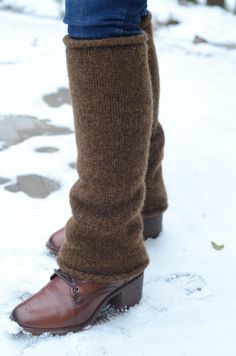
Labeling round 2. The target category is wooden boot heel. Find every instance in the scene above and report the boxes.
[110,273,144,310]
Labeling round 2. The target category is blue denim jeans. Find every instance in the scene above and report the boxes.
[64,0,148,39]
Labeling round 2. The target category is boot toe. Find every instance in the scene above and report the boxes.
[46,236,59,254]
[10,302,38,329]
[10,276,75,333]
[46,228,65,255]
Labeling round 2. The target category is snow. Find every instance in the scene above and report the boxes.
[0,0,236,355]
[0,0,64,18]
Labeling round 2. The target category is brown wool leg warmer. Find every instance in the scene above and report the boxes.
[140,12,168,218]
[57,34,152,282]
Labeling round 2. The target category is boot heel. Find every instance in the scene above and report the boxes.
[110,273,144,310]
[143,214,163,239]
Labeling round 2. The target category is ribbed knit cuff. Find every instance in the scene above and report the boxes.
[63,32,148,49]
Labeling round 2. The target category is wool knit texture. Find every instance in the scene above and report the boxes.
[140,12,168,218]
[57,33,153,282]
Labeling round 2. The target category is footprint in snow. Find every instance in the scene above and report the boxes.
[144,272,210,309]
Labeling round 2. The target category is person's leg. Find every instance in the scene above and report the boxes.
[57,32,151,282]
[141,12,168,221]
[46,10,168,256]
[11,0,153,335]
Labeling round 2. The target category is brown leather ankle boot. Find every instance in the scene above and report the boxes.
[11,269,144,335]
[46,12,167,257]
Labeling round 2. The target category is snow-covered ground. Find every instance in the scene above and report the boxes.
[0,0,236,355]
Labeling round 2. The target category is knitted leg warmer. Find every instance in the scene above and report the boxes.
[57,34,152,282]
[141,12,168,218]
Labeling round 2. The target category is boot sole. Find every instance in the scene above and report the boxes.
[45,242,60,256]
[17,273,144,336]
